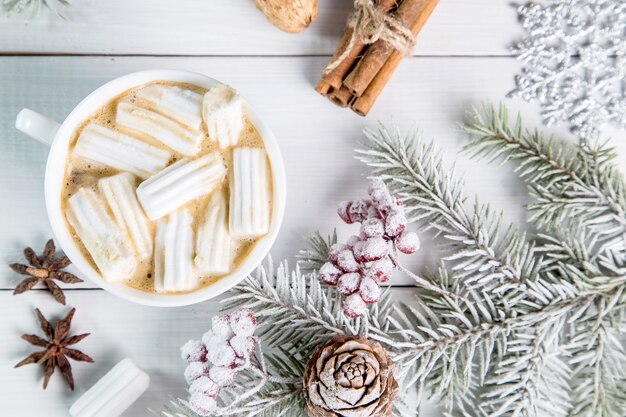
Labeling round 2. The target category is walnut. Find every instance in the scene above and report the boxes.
[253,0,318,33]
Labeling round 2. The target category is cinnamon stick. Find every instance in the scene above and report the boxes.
[344,0,439,98]
[328,86,355,107]
[351,0,440,116]
[315,79,332,96]
[317,0,398,93]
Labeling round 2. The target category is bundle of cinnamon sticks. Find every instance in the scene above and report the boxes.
[315,0,439,116]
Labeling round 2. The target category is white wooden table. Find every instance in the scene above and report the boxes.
[1,1,623,415]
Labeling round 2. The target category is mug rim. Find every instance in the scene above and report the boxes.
[44,69,286,307]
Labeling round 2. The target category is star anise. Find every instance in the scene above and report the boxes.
[11,239,83,305]
[15,308,93,390]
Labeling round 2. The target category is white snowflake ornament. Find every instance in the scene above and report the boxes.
[509,0,626,140]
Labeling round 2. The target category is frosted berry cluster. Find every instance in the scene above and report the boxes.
[180,308,257,416]
[320,179,420,318]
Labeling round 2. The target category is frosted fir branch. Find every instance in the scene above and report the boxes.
[537,221,626,297]
[397,266,499,407]
[371,281,626,413]
[463,103,626,238]
[221,258,369,355]
[160,387,302,417]
[566,300,626,417]
[443,390,490,417]
[356,124,554,314]
[480,320,572,417]
[297,230,337,273]
[389,251,464,302]
[3,0,70,18]
[392,395,421,417]
[356,119,626,416]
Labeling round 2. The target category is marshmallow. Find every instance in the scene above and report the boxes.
[66,188,136,282]
[153,209,198,293]
[69,359,150,417]
[195,191,232,275]
[116,101,203,156]
[98,173,152,260]
[203,84,243,149]
[137,153,226,220]
[136,84,203,130]
[73,123,171,179]
[229,147,271,238]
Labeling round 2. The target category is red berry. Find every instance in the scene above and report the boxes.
[209,366,237,387]
[359,277,381,304]
[328,243,346,263]
[367,205,381,219]
[336,249,360,272]
[211,315,234,340]
[320,262,341,285]
[346,235,361,248]
[206,342,236,367]
[338,199,371,224]
[189,376,221,397]
[181,339,207,363]
[361,237,389,261]
[385,211,407,237]
[360,218,385,238]
[395,231,420,254]
[189,393,217,415]
[229,335,256,359]
[350,199,371,223]
[368,179,394,210]
[229,308,257,337]
[343,293,367,318]
[368,179,388,197]
[337,201,352,224]
[352,240,366,262]
[369,258,394,284]
[184,361,210,384]
[338,272,361,295]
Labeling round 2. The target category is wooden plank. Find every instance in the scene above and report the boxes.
[0,0,521,56]
[0,288,443,416]
[1,56,623,292]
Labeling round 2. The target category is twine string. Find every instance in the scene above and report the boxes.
[324,0,415,74]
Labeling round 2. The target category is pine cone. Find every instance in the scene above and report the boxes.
[303,335,398,417]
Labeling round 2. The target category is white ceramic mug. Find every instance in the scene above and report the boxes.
[15,69,286,307]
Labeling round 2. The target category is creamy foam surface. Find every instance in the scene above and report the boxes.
[61,81,272,294]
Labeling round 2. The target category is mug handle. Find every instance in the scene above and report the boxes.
[15,108,61,146]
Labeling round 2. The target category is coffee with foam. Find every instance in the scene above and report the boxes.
[61,81,273,294]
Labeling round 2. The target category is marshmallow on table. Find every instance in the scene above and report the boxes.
[73,123,171,180]
[195,191,232,276]
[203,84,243,149]
[154,209,198,293]
[98,173,152,260]
[136,152,226,220]
[136,84,203,130]
[229,147,271,238]
[116,101,203,156]
[69,358,150,417]
[66,188,136,282]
